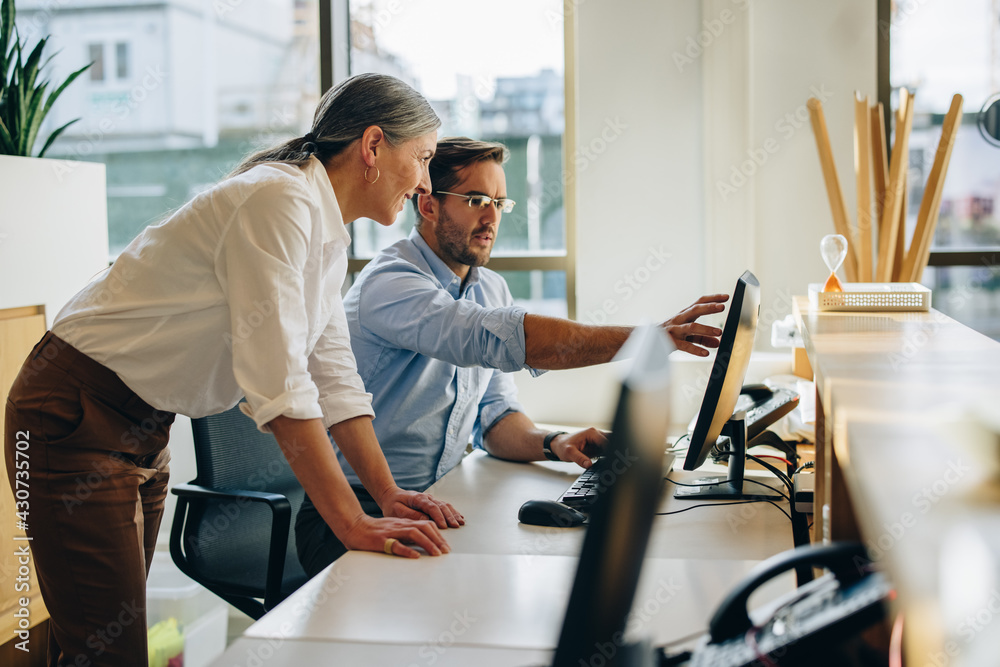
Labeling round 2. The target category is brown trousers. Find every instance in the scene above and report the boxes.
[4,332,174,667]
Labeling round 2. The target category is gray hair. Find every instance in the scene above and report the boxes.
[230,73,441,177]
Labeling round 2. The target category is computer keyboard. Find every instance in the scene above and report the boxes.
[676,571,890,667]
[558,452,676,510]
[557,390,798,511]
[707,388,799,461]
[742,387,799,440]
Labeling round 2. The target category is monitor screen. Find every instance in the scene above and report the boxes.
[551,325,674,667]
[681,270,760,471]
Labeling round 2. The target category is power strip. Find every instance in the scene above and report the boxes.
[793,473,814,514]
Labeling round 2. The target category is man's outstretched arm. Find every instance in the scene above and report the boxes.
[522,293,729,370]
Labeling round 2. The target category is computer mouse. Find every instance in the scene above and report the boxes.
[518,499,587,528]
[740,383,773,402]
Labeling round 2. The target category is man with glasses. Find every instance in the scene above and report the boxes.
[295,137,727,575]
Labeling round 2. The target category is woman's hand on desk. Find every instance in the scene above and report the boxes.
[341,514,453,559]
[551,428,610,468]
[660,293,729,357]
[378,487,466,529]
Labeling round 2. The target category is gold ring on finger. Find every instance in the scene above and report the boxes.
[383,537,398,555]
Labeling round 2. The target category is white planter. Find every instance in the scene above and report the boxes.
[0,155,108,324]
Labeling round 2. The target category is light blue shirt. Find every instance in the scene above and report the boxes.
[339,230,542,490]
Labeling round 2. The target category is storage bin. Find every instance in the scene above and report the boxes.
[147,551,228,667]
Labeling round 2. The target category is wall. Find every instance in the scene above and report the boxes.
[513,0,876,430]
[0,156,108,317]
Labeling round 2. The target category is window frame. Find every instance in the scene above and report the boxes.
[877,0,1000,275]
[321,0,578,318]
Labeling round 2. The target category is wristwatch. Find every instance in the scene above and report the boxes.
[542,431,567,461]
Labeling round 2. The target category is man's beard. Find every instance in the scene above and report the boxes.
[435,209,492,268]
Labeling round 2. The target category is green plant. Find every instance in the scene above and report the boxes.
[0,0,90,157]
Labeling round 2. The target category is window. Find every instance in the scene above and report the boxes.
[88,43,104,82]
[116,42,129,80]
[22,0,321,257]
[887,0,1000,339]
[343,0,571,317]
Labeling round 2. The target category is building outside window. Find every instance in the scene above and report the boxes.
[18,0,570,320]
[889,0,1000,339]
[17,0,321,257]
[344,0,569,317]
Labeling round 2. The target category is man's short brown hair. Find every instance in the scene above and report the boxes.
[413,137,509,225]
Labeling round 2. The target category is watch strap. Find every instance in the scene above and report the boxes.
[542,431,567,461]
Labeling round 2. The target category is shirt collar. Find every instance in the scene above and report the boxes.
[305,156,349,247]
[409,229,481,292]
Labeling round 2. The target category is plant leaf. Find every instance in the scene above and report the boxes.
[21,35,45,94]
[0,0,90,157]
[1,0,14,68]
[15,37,27,153]
[0,114,16,154]
[22,78,46,155]
[40,60,89,121]
[35,116,77,158]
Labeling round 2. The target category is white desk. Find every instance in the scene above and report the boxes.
[793,297,1000,664]
[211,450,797,666]
[219,637,551,667]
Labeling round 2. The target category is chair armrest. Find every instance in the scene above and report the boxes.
[171,482,290,510]
[170,481,294,610]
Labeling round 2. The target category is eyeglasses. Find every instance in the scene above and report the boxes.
[435,191,516,213]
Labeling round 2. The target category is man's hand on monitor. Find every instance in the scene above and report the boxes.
[661,293,728,356]
[550,428,610,468]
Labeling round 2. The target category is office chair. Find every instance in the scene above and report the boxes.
[169,403,310,619]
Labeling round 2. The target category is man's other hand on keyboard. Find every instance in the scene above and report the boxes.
[480,412,609,470]
[549,429,609,468]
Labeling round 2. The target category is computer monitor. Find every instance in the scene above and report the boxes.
[551,325,673,667]
[676,270,783,500]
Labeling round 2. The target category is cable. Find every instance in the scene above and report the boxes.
[743,478,791,503]
[666,433,691,453]
[745,626,780,667]
[663,477,726,488]
[794,460,815,475]
[707,449,792,497]
[664,475,790,502]
[664,477,791,505]
[657,628,707,649]
[656,498,792,522]
[746,453,794,498]
[890,612,904,667]
[753,453,793,467]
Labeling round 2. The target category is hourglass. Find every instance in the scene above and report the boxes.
[821,234,848,293]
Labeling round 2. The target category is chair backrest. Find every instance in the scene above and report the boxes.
[175,403,308,613]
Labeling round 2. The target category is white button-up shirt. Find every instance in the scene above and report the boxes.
[52,156,373,431]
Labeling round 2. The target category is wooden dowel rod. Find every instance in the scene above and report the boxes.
[855,93,873,282]
[808,97,859,282]
[876,88,913,282]
[901,93,964,283]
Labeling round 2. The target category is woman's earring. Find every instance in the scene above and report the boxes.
[364,165,380,184]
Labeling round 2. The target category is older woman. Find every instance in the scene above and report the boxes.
[4,72,463,666]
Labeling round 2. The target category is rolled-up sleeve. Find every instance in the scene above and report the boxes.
[309,296,374,428]
[358,263,534,373]
[216,182,324,431]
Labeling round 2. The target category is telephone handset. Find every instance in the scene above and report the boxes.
[708,542,871,643]
[661,542,890,666]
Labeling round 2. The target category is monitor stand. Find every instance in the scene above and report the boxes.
[673,412,785,501]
